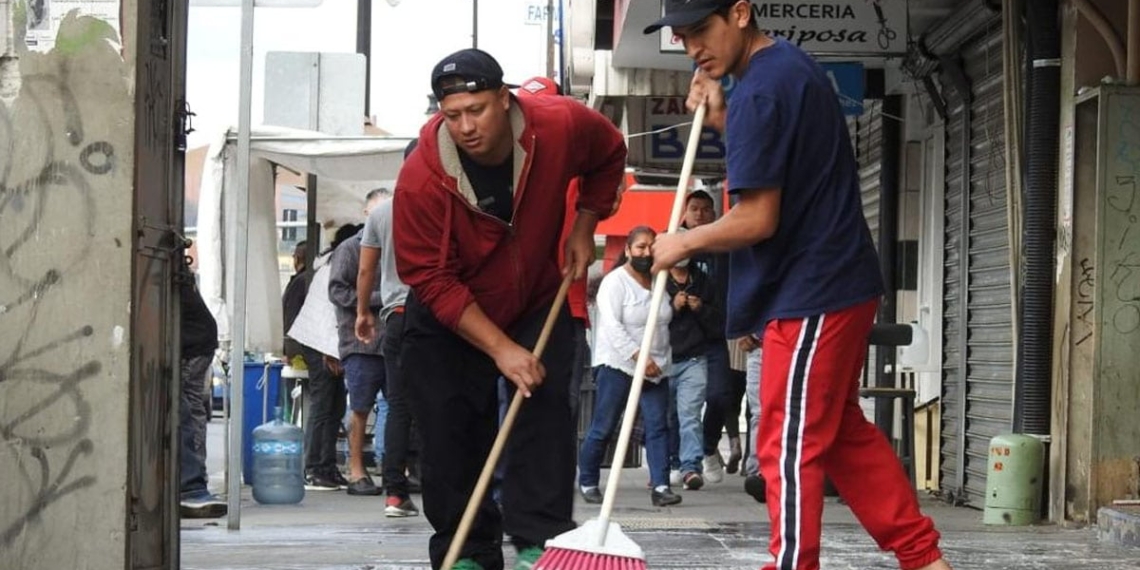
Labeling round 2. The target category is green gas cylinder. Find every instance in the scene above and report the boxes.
[983,434,1044,525]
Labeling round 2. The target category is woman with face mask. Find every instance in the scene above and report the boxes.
[578,226,679,507]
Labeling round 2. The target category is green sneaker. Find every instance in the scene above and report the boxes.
[451,559,485,570]
[514,546,544,570]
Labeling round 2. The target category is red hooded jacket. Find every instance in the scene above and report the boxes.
[516,78,590,325]
[393,95,626,332]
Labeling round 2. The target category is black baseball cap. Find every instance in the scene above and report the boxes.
[643,0,741,34]
[430,48,517,102]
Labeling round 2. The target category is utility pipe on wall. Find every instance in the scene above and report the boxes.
[1017,0,1061,436]
[1129,0,1139,84]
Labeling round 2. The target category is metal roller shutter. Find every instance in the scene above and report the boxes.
[941,73,968,502]
[858,100,884,251]
[850,101,883,388]
[939,23,1014,506]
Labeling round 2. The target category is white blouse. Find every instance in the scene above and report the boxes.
[592,266,673,380]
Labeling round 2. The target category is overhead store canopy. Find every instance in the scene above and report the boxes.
[196,125,413,353]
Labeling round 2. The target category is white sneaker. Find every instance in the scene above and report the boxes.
[669,469,683,486]
[703,454,725,484]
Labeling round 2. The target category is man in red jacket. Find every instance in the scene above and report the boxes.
[514,76,592,427]
[393,49,626,570]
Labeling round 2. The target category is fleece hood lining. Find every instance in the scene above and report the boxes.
[435,101,528,215]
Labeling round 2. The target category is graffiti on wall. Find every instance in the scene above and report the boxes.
[1107,102,1140,337]
[0,44,119,548]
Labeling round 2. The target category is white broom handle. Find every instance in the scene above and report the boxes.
[595,102,707,544]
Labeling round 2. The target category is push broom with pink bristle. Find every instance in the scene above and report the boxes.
[533,102,708,570]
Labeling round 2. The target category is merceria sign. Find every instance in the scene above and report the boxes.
[659,0,907,56]
[756,1,906,54]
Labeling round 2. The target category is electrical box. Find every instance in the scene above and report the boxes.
[263,52,365,136]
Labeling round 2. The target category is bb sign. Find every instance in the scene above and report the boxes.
[640,97,727,174]
[660,0,908,56]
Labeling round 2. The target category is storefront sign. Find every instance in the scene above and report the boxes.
[525,0,561,25]
[659,0,908,56]
[641,96,727,170]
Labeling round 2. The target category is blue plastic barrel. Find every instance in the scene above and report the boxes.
[251,406,305,505]
[242,361,282,485]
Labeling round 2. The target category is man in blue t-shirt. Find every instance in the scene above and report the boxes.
[645,2,951,570]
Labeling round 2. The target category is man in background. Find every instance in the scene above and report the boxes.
[357,145,424,517]
[329,190,392,496]
[179,255,225,518]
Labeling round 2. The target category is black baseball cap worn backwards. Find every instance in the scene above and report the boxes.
[643,0,741,34]
[431,48,517,102]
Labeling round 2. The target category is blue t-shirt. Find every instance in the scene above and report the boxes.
[724,38,883,337]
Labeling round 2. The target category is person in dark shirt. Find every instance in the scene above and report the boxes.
[329,193,393,498]
[282,241,308,362]
[283,235,351,492]
[663,228,723,492]
[677,190,737,487]
[178,257,224,518]
[645,2,951,570]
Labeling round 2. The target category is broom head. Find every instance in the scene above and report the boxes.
[534,519,646,569]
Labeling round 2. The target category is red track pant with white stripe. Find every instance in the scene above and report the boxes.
[757,298,942,570]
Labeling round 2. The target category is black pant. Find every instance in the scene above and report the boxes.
[724,368,746,438]
[403,294,576,570]
[382,310,419,496]
[302,346,346,475]
[701,341,733,455]
[569,317,590,442]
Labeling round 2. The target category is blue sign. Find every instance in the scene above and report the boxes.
[644,96,727,166]
[820,62,865,116]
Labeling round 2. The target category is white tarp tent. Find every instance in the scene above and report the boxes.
[196,125,412,354]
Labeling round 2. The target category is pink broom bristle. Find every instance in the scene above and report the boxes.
[533,547,647,570]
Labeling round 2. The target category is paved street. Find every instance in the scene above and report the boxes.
[182,418,1140,570]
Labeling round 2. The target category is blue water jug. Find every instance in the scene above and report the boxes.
[251,406,305,505]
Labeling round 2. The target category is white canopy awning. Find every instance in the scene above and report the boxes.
[196,125,412,353]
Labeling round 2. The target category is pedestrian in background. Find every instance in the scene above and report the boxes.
[578,226,678,508]
[357,140,424,518]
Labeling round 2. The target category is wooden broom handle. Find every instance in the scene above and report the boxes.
[442,273,575,570]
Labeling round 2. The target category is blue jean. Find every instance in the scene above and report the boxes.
[343,353,387,412]
[579,366,670,489]
[701,341,732,454]
[667,356,708,474]
[744,349,762,477]
[374,394,389,460]
[180,354,214,499]
[343,353,388,460]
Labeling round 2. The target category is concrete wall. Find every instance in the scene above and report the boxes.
[1053,0,1140,524]
[0,3,137,569]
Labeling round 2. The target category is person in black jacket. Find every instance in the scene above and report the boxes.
[282,241,309,363]
[680,190,737,485]
[664,229,723,492]
[179,257,225,518]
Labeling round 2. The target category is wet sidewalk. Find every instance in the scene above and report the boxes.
[182,419,1140,570]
